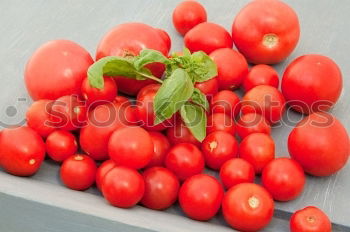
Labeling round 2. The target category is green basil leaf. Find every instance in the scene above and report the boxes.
[183,47,191,58]
[180,102,207,142]
[190,51,218,82]
[133,49,169,70]
[191,88,209,111]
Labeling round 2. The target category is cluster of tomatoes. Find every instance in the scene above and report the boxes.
[0,0,349,231]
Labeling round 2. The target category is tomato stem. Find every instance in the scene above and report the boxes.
[136,71,163,84]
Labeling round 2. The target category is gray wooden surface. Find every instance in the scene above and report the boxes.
[0,0,349,231]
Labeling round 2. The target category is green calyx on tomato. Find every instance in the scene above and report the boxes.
[87,48,217,142]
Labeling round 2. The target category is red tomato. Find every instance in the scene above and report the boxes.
[241,85,286,124]
[179,174,224,221]
[60,154,97,191]
[236,113,271,139]
[108,126,153,169]
[194,77,219,100]
[262,158,305,201]
[290,206,332,232]
[207,113,235,135]
[46,130,78,162]
[166,119,201,147]
[0,127,45,176]
[201,131,239,170]
[95,159,117,190]
[232,0,300,64]
[210,90,240,118]
[25,40,93,100]
[172,0,207,36]
[239,133,275,174]
[184,22,233,54]
[165,143,205,181]
[243,64,279,92]
[81,77,117,107]
[146,132,171,168]
[210,48,249,90]
[222,183,274,231]
[288,112,349,176]
[219,158,255,190]
[282,55,342,114]
[155,28,171,51]
[113,95,131,107]
[26,100,55,138]
[141,167,180,210]
[101,166,145,208]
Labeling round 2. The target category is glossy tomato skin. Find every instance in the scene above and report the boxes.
[210,90,240,118]
[207,113,235,135]
[108,126,153,169]
[166,119,201,147]
[46,130,78,162]
[201,131,239,170]
[179,174,224,221]
[81,77,117,107]
[26,100,55,138]
[155,28,171,51]
[290,206,332,232]
[282,55,342,114]
[101,166,145,208]
[239,133,275,174]
[262,158,305,201]
[141,167,180,210]
[165,143,205,181]
[60,154,97,191]
[222,183,274,231]
[113,96,131,106]
[184,22,233,54]
[172,0,207,36]
[0,127,45,176]
[220,158,255,190]
[243,64,279,92]
[288,112,349,176]
[146,132,171,168]
[236,113,271,139]
[195,77,219,100]
[95,159,117,190]
[232,0,300,64]
[210,48,249,90]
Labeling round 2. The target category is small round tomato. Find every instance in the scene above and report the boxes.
[220,158,255,190]
[243,64,279,92]
[179,174,224,221]
[46,130,78,162]
[239,133,275,174]
[207,113,235,135]
[282,55,342,114]
[262,158,305,201]
[241,85,286,124]
[210,90,240,118]
[166,119,200,147]
[232,0,300,64]
[60,154,97,191]
[81,77,117,107]
[0,126,45,176]
[172,0,207,36]
[290,206,332,232]
[195,77,219,100]
[155,28,171,51]
[236,113,271,139]
[184,22,233,54]
[113,95,131,107]
[108,126,153,169]
[165,143,205,181]
[201,131,239,170]
[141,167,180,210]
[26,99,55,138]
[288,112,349,176]
[210,48,249,90]
[146,132,171,168]
[96,159,117,190]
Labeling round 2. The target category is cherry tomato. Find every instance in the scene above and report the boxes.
[210,48,249,90]
[179,174,223,221]
[26,100,55,138]
[262,158,305,201]
[113,95,131,107]
[141,167,180,210]
[46,130,78,162]
[146,132,171,168]
[290,206,332,232]
[222,183,274,231]
[95,159,117,190]
[108,126,153,169]
[201,131,238,170]
[184,22,233,54]
[282,55,342,114]
[101,166,145,208]
[60,154,97,191]
[207,113,235,135]
[166,119,201,147]
[155,28,171,51]
[210,90,240,118]
[232,0,300,64]
[81,77,117,107]
[172,0,207,36]
[236,113,271,139]
[288,112,349,176]
[243,64,279,92]
[194,77,219,100]
[0,126,45,176]
[219,158,255,190]
[241,85,286,124]
[239,133,275,174]
[165,143,205,181]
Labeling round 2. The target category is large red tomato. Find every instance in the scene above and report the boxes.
[288,112,349,176]
[26,100,55,138]
[232,0,300,64]
[290,206,332,232]
[25,40,93,100]
[282,55,343,114]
